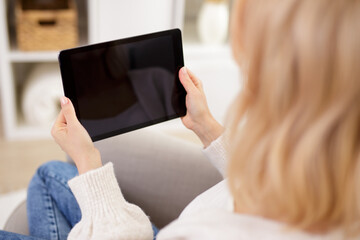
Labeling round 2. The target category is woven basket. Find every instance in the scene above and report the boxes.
[16,0,78,51]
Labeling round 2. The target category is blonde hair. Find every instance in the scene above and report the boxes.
[227,0,360,235]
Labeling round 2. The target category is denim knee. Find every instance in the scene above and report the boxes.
[36,160,79,186]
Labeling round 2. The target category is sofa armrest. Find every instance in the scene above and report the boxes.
[3,200,29,235]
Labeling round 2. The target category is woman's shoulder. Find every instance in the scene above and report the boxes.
[157,209,348,240]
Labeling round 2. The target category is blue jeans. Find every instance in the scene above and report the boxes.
[0,161,159,240]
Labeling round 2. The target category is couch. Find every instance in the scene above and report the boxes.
[4,128,223,235]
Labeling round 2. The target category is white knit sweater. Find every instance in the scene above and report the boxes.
[68,136,350,240]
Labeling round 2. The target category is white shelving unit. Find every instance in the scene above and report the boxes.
[0,0,240,141]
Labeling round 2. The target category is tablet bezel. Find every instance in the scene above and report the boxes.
[58,29,185,141]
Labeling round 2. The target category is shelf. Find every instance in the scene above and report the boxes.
[7,44,232,64]
[8,124,52,140]
[0,0,90,140]
[9,51,59,63]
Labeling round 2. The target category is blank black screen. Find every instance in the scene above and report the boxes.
[59,30,186,141]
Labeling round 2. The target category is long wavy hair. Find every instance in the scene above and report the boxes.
[227,0,360,235]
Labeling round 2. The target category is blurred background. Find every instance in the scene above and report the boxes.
[0,0,240,228]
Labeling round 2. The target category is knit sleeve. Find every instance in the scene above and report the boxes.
[67,163,153,240]
[202,135,228,178]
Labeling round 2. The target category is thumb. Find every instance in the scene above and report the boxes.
[60,97,78,124]
[179,67,197,93]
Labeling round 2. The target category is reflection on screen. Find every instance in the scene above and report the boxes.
[69,36,182,138]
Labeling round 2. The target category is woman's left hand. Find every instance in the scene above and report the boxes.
[51,97,102,174]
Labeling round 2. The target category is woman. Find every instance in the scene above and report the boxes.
[1,0,359,239]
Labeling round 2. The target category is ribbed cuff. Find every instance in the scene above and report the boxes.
[202,135,228,177]
[68,163,126,218]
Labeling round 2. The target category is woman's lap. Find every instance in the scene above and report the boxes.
[27,160,81,240]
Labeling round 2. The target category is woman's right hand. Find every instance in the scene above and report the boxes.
[179,67,223,147]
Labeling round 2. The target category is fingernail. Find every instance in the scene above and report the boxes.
[60,97,68,106]
[182,67,188,76]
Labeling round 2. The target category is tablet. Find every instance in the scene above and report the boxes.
[58,29,186,141]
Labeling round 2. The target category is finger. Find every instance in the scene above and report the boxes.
[54,109,66,127]
[179,67,197,93]
[60,97,78,124]
[51,109,66,139]
[186,68,203,89]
